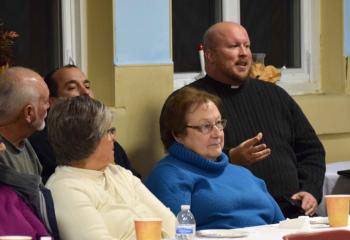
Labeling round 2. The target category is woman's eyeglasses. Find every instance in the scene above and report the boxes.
[186,119,227,134]
[107,127,116,136]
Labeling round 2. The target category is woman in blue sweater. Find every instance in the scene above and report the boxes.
[146,87,284,230]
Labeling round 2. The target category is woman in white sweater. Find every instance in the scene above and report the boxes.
[46,96,175,240]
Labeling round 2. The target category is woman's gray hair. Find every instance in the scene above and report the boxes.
[47,96,113,165]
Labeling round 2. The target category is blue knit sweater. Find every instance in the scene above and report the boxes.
[146,143,284,230]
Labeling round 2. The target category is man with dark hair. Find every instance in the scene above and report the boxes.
[189,22,325,218]
[29,65,140,183]
[43,64,92,99]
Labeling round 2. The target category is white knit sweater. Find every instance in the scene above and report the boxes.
[46,164,175,240]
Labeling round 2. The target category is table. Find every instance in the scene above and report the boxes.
[317,161,350,216]
[196,220,350,240]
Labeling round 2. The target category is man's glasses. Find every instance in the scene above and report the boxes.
[186,119,227,134]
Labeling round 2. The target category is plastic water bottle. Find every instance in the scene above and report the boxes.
[176,205,196,240]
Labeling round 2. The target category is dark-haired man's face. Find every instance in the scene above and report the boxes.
[53,67,94,99]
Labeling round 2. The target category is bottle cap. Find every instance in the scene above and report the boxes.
[181,204,190,210]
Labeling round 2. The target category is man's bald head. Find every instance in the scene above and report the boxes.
[0,67,48,125]
[203,22,249,51]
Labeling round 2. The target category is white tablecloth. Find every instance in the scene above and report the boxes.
[317,161,350,216]
[196,220,350,240]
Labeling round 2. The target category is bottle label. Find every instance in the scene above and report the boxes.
[176,226,194,234]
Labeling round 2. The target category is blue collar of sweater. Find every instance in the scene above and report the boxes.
[168,143,229,172]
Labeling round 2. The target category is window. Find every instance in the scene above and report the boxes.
[0,0,61,76]
[61,0,87,72]
[240,0,301,69]
[0,0,87,75]
[172,0,222,73]
[173,0,320,95]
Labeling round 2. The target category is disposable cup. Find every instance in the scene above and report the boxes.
[252,53,266,65]
[134,217,162,240]
[325,194,350,227]
[0,236,32,240]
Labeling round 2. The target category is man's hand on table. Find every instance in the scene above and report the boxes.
[291,191,318,216]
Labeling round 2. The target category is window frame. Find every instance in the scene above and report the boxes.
[174,0,321,95]
[61,0,87,72]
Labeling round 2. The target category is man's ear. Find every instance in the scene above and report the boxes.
[205,49,215,64]
[23,104,35,124]
[49,97,56,106]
